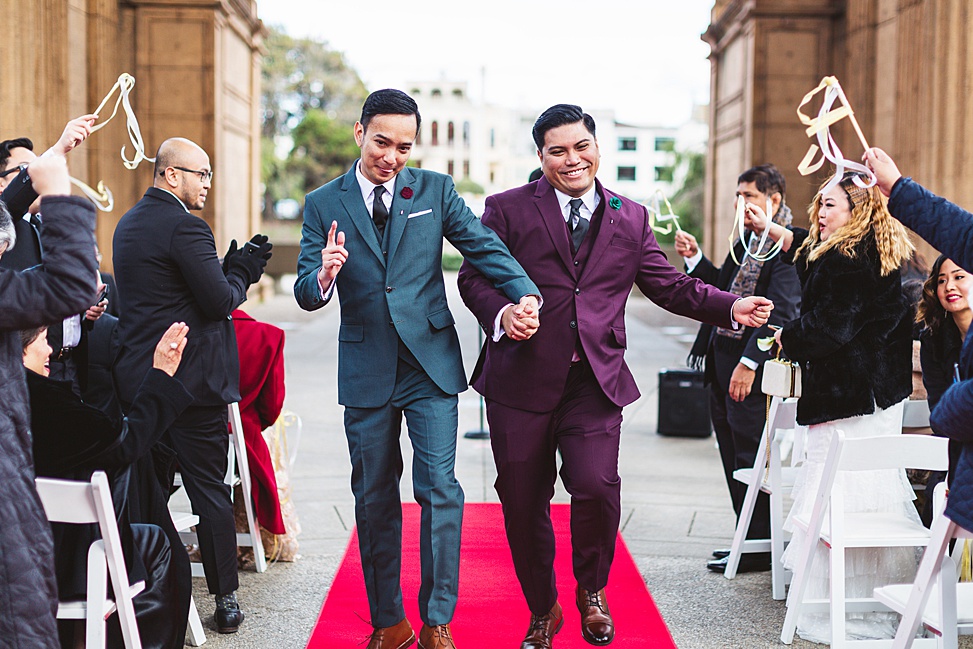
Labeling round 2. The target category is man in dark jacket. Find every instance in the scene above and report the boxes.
[112,137,272,633]
[674,164,801,573]
[0,154,100,648]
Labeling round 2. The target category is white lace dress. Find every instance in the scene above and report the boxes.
[782,399,919,645]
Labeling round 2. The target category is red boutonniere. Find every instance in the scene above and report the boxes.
[400,187,414,199]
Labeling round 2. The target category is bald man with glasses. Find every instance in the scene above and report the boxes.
[112,137,273,634]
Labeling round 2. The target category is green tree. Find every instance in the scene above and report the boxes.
[288,109,361,195]
[261,25,368,219]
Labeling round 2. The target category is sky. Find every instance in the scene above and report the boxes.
[257,1,715,128]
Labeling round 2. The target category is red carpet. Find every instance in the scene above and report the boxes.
[306,503,676,648]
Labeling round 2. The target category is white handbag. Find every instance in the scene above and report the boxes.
[762,348,802,398]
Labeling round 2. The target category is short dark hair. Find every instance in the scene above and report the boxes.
[360,89,421,136]
[20,326,46,353]
[0,137,33,172]
[738,163,786,202]
[532,104,596,151]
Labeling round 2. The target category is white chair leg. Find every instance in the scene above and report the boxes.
[186,595,207,646]
[892,515,957,649]
[830,545,847,648]
[769,432,790,600]
[781,532,819,644]
[87,541,108,649]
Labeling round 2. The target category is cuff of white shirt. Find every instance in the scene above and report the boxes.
[739,356,759,371]
[729,300,740,330]
[684,249,704,273]
[493,304,514,342]
[318,272,336,301]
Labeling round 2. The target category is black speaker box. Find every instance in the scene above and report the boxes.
[657,368,712,437]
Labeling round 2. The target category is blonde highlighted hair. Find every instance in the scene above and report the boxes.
[795,173,915,276]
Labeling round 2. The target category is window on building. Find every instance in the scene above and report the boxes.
[431,122,439,146]
[489,170,495,183]
[617,166,637,182]
[452,88,464,98]
[463,160,470,177]
[447,121,455,146]
[489,128,495,148]
[431,88,442,97]
[618,137,637,151]
[410,88,421,96]
[654,137,675,152]
[654,166,674,182]
[447,160,455,176]
[462,121,470,147]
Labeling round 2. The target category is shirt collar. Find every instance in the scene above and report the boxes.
[355,161,397,204]
[553,185,599,220]
[157,187,190,213]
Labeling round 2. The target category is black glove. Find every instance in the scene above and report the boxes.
[225,234,273,286]
[242,234,273,259]
[221,239,239,275]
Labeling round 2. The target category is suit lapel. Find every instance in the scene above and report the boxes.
[387,167,416,264]
[339,164,385,267]
[535,180,575,276]
[581,180,616,282]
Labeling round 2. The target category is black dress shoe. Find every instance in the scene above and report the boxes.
[711,548,731,559]
[215,593,245,633]
[706,553,771,574]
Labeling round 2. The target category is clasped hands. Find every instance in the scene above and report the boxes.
[222,234,273,285]
[501,295,540,341]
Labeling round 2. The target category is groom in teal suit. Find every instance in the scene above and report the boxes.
[295,89,540,649]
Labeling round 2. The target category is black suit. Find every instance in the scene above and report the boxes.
[113,186,251,595]
[0,217,42,271]
[687,238,800,541]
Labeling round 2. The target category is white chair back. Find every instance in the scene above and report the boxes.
[35,471,143,649]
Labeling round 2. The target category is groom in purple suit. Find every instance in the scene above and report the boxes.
[458,105,774,649]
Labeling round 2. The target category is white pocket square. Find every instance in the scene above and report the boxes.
[407,209,433,218]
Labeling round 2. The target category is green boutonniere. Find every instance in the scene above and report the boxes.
[609,197,622,210]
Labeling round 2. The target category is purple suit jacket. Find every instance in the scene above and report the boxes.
[458,178,738,412]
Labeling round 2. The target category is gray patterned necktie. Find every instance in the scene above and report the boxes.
[568,198,588,252]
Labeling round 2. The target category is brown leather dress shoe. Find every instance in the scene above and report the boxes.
[576,586,614,645]
[521,602,564,649]
[418,623,456,649]
[367,618,416,649]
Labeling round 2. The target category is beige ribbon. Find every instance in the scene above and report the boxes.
[796,76,875,194]
[90,73,155,170]
[647,189,683,235]
[69,176,113,212]
[728,195,783,265]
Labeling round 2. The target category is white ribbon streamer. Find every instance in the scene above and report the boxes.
[646,189,683,235]
[797,76,875,194]
[70,176,114,212]
[90,73,155,170]
[728,196,783,265]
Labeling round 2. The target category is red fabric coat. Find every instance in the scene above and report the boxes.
[232,309,286,534]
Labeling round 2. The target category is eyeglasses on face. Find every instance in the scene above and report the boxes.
[0,163,28,179]
[165,166,214,183]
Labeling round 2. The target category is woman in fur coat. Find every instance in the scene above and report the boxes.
[746,171,917,644]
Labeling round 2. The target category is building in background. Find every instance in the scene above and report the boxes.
[0,0,265,269]
[407,80,696,210]
[702,0,971,260]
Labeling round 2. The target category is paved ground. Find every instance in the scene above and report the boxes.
[183,272,950,649]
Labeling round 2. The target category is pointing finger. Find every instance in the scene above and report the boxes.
[327,221,338,247]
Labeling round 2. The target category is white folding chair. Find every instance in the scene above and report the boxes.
[874,482,973,649]
[168,510,207,646]
[35,471,144,649]
[170,402,267,576]
[724,396,805,600]
[902,400,932,429]
[780,432,949,648]
[227,402,267,573]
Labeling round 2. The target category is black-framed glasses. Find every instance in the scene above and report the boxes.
[169,166,213,183]
[0,163,28,179]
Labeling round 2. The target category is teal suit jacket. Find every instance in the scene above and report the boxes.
[294,164,538,408]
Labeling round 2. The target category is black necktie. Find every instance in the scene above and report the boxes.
[372,186,389,237]
[568,198,588,253]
